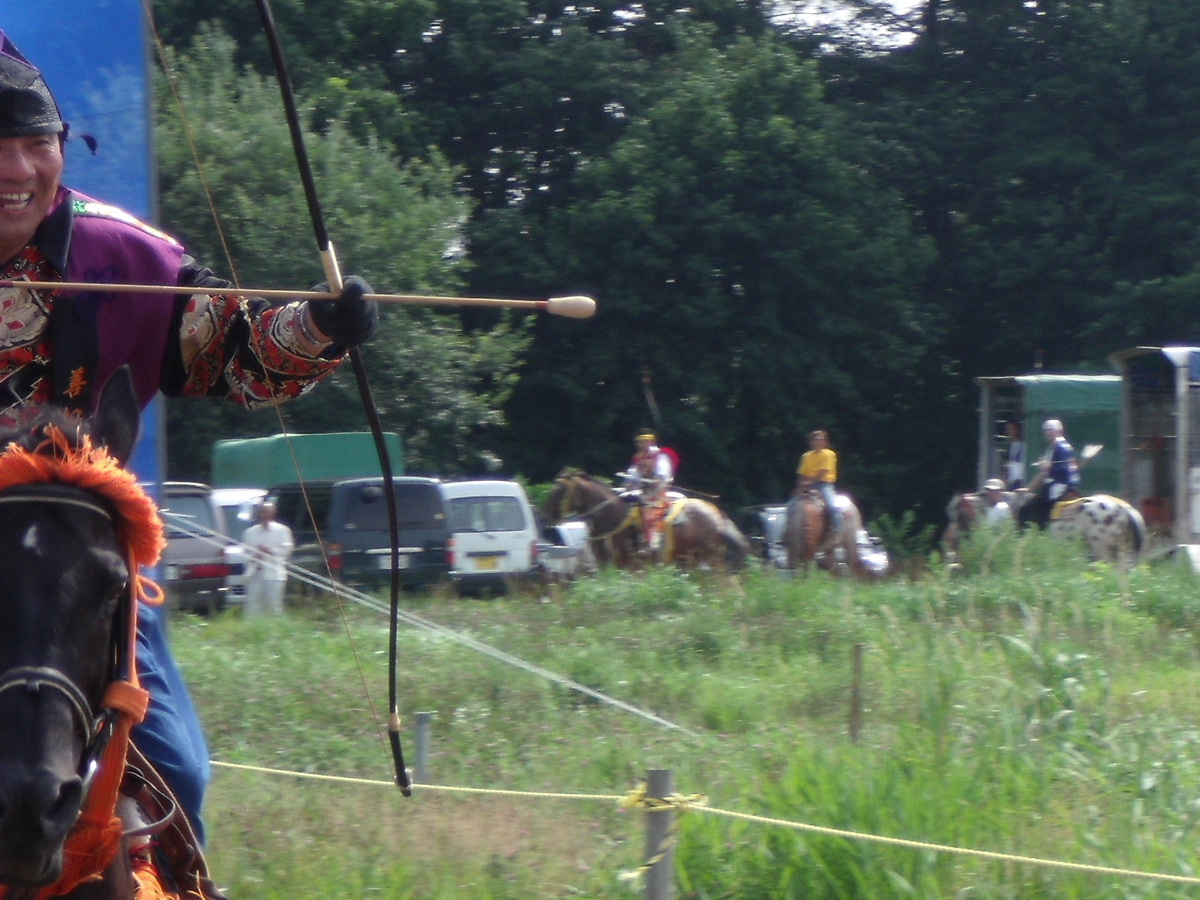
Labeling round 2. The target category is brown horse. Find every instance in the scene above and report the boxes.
[942,490,982,561]
[545,470,753,570]
[782,489,864,575]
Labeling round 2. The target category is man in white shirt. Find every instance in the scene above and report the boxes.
[241,502,294,616]
[980,478,1013,527]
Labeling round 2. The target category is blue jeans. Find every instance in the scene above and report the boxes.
[132,603,210,846]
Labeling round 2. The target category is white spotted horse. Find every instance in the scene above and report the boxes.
[0,369,223,900]
[950,489,1147,566]
[1043,493,1147,565]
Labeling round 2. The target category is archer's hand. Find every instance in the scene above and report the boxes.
[307,275,379,347]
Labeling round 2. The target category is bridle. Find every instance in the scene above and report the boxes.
[555,474,635,542]
[0,475,154,900]
[0,484,145,801]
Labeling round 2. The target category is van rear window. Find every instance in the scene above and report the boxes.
[271,487,332,542]
[447,497,526,533]
[161,494,218,539]
[349,485,445,530]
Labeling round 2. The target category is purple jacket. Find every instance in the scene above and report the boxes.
[39,187,185,410]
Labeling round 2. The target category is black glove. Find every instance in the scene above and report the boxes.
[307,275,379,347]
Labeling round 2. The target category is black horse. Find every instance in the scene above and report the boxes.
[0,370,218,899]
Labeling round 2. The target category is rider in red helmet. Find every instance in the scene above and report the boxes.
[624,431,675,552]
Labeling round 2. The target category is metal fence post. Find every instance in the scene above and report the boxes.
[413,711,433,784]
[850,642,864,744]
[645,769,675,900]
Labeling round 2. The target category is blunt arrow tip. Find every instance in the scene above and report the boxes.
[544,295,597,319]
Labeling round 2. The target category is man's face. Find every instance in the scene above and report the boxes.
[0,134,62,263]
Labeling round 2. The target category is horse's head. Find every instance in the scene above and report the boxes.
[0,368,158,888]
[545,468,596,523]
[948,492,981,531]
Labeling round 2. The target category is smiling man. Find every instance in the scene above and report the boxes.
[0,29,379,854]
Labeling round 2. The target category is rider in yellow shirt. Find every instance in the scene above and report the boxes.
[796,429,842,531]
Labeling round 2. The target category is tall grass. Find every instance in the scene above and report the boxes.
[169,529,1200,898]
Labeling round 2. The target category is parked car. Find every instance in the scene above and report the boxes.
[536,519,597,582]
[268,477,451,592]
[440,480,540,595]
[212,487,267,600]
[738,504,789,569]
[159,481,242,614]
[739,503,890,576]
[850,528,891,578]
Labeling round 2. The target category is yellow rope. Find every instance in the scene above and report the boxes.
[210,761,620,801]
[615,784,708,882]
[209,761,1200,886]
[695,805,1200,885]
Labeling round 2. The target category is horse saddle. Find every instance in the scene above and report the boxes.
[1049,493,1084,521]
[799,489,836,542]
[122,745,229,900]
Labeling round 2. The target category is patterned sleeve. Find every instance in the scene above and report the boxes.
[166,256,344,407]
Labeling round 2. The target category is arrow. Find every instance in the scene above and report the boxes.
[0,279,597,319]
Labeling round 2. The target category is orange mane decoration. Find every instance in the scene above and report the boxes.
[0,424,165,576]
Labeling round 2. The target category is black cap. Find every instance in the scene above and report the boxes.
[0,31,66,138]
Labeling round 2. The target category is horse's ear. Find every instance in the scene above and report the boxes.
[91,367,141,466]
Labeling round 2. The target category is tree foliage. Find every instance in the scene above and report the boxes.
[500,27,937,511]
[147,0,1200,528]
[155,27,529,480]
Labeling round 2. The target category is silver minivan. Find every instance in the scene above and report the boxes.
[159,482,240,614]
[440,480,540,594]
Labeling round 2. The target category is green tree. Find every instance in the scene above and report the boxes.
[825,0,1200,370]
[501,27,938,511]
[155,27,530,480]
[806,0,1200,508]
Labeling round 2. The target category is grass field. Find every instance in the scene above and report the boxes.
[169,530,1200,898]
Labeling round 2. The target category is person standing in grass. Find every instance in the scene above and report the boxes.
[241,501,294,615]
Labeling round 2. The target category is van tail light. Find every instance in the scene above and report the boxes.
[180,562,233,580]
[530,539,539,564]
[323,541,343,573]
[447,535,457,568]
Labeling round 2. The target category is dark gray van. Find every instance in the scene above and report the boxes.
[268,477,451,591]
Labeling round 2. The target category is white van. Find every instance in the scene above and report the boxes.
[439,480,540,594]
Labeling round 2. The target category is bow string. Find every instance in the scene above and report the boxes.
[142,0,412,797]
[252,0,412,797]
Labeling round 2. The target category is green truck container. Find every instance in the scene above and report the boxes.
[974,374,1121,494]
[211,432,405,489]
